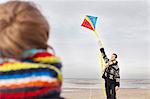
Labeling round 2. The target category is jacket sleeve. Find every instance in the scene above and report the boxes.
[115,66,120,87]
[100,48,109,63]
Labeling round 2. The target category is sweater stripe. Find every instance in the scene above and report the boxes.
[0,80,60,89]
[0,87,60,98]
[0,69,56,79]
[0,50,62,98]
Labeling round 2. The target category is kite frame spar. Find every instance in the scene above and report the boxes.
[81,15,106,97]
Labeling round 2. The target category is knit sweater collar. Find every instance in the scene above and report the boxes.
[0,48,55,64]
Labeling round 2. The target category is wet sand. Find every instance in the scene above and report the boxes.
[61,88,150,99]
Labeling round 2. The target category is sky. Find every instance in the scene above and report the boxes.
[0,0,149,79]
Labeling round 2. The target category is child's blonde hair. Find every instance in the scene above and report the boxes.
[0,1,49,58]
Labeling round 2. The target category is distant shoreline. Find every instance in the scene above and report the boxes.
[62,79,150,89]
[63,78,150,80]
[62,87,150,90]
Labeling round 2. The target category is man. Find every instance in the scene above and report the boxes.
[99,42,120,99]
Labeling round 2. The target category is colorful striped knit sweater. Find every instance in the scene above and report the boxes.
[0,49,62,99]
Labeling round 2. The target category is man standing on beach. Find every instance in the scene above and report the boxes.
[99,41,120,99]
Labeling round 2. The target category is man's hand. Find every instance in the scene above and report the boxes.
[109,61,114,65]
[115,86,119,91]
[105,61,114,68]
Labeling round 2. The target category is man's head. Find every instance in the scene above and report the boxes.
[110,53,117,61]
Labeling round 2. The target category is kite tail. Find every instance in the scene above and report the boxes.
[93,30,106,97]
[93,30,102,41]
[93,30,103,47]
[94,30,100,40]
[100,52,106,97]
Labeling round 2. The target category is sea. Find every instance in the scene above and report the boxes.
[62,79,150,90]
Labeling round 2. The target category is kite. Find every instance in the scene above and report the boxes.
[81,15,106,97]
[81,15,100,41]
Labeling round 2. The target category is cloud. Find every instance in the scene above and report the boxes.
[1,0,149,79]
[32,0,149,79]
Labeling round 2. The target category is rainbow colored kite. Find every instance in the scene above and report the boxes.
[81,15,97,31]
[81,15,102,43]
[81,15,106,97]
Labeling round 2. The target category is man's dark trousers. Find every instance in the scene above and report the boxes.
[105,79,116,99]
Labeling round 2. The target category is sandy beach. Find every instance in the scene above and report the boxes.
[61,88,150,99]
[61,79,150,99]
